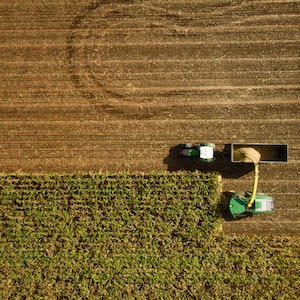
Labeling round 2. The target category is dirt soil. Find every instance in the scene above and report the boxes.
[0,0,299,235]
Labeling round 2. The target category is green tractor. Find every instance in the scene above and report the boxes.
[181,143,215,163]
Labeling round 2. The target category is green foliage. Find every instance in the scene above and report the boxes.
[0,172,299,299]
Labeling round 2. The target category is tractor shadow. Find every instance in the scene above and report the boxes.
[163,144,253,179]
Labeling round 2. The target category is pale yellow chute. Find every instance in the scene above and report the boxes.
[233,147,261,209]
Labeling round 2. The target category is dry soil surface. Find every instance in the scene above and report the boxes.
[0,0,299,234]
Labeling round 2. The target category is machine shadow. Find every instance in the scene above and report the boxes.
[163,144,253,179]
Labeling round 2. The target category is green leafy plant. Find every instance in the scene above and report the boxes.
[0,172,299,299]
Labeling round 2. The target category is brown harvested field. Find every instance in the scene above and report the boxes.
[0,0,299,234]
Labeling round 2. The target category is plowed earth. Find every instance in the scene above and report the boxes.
[0,0,299,234]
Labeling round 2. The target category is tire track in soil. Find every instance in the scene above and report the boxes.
[65,0,299,119]
[66,0,141,119]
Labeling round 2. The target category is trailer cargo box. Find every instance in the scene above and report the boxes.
[231,143,288,163]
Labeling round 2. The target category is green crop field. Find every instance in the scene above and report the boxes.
[0,172,299,299]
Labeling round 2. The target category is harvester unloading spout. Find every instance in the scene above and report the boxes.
[233,147,261,208]
[248,162,259,208]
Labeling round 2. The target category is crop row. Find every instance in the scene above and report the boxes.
[1,172,299,299]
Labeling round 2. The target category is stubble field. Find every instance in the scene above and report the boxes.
[0,0,299,234]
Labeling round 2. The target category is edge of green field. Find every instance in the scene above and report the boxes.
[1,171,299,299]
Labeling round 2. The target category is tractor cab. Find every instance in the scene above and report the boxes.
[199,145,214,161]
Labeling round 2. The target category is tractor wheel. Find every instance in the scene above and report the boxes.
[205,143,216,149]
[185,143,193,148]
